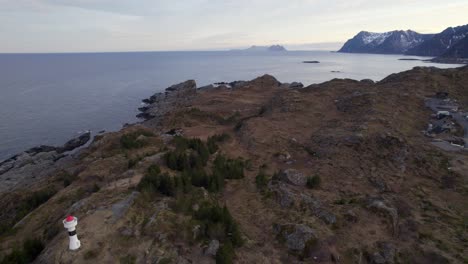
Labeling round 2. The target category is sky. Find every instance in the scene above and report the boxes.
[0,0,467,53]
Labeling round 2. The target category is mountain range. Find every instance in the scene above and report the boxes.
[339,24,468,62]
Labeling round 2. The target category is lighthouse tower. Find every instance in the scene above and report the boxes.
[63,215,81,250]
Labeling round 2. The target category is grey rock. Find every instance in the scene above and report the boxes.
[57,131,91,153]
[271,183,296,208]
[275,224,317,252]
[138,80,198,122]
[229,80,247,88]
[25,145,57,154]
[366,199,398,235]
[204,240,220,256]
[278,169,307,186]
[111,191,139,223]
[290,82,304,89]
[370,252,387,264]
[119,226,133,237]
[280,82,304,89]
[0,149,67,193]
[316,210,337,225]
[344,209,359,222]
[370,242,396,264]
[165,80,196,92]
[198,84,215,90]
[301,194,337,225]
[360,79,375,84]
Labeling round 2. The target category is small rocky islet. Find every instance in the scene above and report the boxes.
[1,65,468,263]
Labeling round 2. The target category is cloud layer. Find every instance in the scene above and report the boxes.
[1,0,467,52]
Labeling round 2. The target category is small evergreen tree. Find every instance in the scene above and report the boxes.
[216,241,234,264]
[306,175,321,189]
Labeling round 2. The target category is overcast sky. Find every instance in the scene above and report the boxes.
[1,0,467,53]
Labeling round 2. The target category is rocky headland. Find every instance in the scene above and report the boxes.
[1,66,468,263]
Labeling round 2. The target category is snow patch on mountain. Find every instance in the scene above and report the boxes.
[361,32,391,45]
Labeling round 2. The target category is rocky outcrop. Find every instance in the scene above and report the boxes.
[274,223,317,253]
[137,80,197,122]
[57,131,91,153]
[204,240,220,256]
[0,132,90,193]
[368,241,396,264]
[366,198,398,235]
[278,169,307,186]
[301,194,337,225]
[270,182,296,208]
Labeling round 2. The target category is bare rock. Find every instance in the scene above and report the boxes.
[301,194,337,225]
[366,199,398,235]
[204,240,220,256]
[271,183,296,208]
[111,191,139,223]
[57,131,91,153]
[278,169,307,186]
[368,241,396,264]
[344,209,359,223]
[274,223,317,252]
[165,80,196,92]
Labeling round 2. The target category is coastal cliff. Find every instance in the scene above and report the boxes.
[1,66,468,263]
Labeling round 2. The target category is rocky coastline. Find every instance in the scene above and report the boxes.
[0,132,90,193]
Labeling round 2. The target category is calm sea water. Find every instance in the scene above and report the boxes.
[0,51,463,160]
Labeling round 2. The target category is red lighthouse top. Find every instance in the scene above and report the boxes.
[66,215,75,222]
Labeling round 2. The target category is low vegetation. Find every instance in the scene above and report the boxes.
[0,238,44,264]
[207,134,230,154]
[120,130,154,149]
[212,155,244,180]
[137,165,176,196]
[0,188,57,236]
[255,169,269,191]
[306,175,321,189]
[193,203,243,263]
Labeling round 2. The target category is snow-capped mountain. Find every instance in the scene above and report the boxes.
[440,35,468,59]
[338,30,433,54]
[406,24,468,57]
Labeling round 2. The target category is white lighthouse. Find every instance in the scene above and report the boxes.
[63,215,81,250]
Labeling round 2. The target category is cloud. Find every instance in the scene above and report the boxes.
[0,0,467,52]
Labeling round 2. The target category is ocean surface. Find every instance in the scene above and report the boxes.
[0,51,464,160]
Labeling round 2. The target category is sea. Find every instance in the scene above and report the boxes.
[0,50,464,160]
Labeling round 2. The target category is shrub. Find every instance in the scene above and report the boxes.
[58,171,77,187]
[137,165,175,196]
[119,254,136,264]
[84,249,99,260]
[193,203,243,247]
[165,137,210,171]
[255,170,269,191]
[120,130,154,149]
[213,155,244,180]
[0,238,44,264]
[0,187,60,235]
[306,175,321,189]
[216,241,234,264]
[207,134,230,154]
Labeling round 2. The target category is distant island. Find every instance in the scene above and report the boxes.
[231,45,287,52]
[338,24,468,64]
